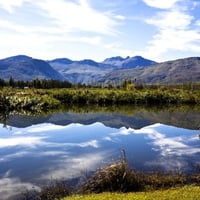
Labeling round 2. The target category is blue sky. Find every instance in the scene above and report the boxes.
[0,0,200,62]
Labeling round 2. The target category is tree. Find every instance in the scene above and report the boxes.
[9,76,15,87]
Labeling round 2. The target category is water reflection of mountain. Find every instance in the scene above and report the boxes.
[134,109,200,130]
[4,112,152,129]
[2,105,199,130]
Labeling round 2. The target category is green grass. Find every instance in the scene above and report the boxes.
[64,186,200,200]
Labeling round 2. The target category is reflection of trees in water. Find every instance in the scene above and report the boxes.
[0,94,11,127]
[0,111,9,127]
[1,104,200,130]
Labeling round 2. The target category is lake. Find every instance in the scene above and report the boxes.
[0,105,200,199]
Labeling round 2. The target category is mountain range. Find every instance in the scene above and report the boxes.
[48,55,156,84]
[0,55,199,84]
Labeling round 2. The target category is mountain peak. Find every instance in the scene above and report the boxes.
[76,59,99,66]
[49,58,73,64]
[103,56,125,63]
[131,55,143,59]
[102,55,157,69]
[2,55,32,61]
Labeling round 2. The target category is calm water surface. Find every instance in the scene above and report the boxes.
[0,105,199,199]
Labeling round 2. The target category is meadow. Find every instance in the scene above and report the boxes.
[65,186,200,200]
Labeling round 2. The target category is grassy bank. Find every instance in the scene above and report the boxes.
[51,86,200,105]
[0,85,200,114]
[65,186,200,200]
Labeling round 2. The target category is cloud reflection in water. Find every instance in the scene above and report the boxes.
[111,123,200,157]
[0,176,40,200]
[0,122,199,198]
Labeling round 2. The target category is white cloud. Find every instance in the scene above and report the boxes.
[110,123,200,157]
[27,123,65,133]
[41,152,107,180]
[45,139,100,148]
[145,157,187,172]
[0,19,103,60]
[143,0,180,9]
[78,140,99,148]
[146,10,192,30]
[0,0,28,13]
[0,151,30,162]
[195,19,200,26]
[115,15,126,20]
[0,137,45,148]
[147,28,200,57]
[39,151,67,156]
[48,35,102,45]
[0,177,40,199]
[142,5,200,60]
[0,19,27,33]
[104,42,135,59]
[142,125,200,156]
[35,0,118,35]
[0,0,120,59]
[4,123,100,149]
[0,19,64,35]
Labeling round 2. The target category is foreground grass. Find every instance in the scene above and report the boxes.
[65,186,200,200]
[32,158,200,200]
[21,157,200,199]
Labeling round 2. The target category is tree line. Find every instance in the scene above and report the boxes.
[0,77,199,91]
[0,77,72,89]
